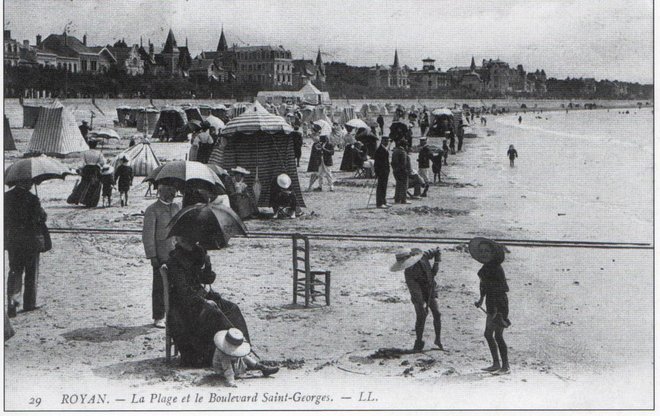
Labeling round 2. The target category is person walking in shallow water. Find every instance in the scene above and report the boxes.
[507,145,518,167]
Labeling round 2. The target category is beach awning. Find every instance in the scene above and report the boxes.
[432,108,453,116]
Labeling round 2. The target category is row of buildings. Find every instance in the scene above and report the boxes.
[369,52,548,94]
[4,28,326,90]
[5,28,639,98]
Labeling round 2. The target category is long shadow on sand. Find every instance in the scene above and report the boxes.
[61,324,155,343]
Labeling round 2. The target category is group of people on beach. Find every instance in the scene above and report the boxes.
[5,99,521,387]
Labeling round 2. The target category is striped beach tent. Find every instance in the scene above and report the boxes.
[208,102,303,208]
[23,104,42,128]
[112,142,161,176]
[27,100,89,156]
[4,115,16,151]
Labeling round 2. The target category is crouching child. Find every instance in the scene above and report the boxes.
[212,328,279,387]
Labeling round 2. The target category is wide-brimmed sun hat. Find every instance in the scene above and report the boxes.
[277,173,291,189]
[390,248,424,272]
[213,328,251,358]
[468,237,505,264]
[230,166,250,176]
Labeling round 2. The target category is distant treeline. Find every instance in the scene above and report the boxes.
[3,63,653,100]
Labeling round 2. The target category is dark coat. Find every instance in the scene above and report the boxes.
[374,145,390,178]
[478,261,509,317]
[340,144,356,171]
[391,146,407,179]
[308,139,334,172]
[114,165,134,192]
[4,187,47,251]
[417,145,433,169]
[291,131,303,159]
[166,244,250,367]
[357,133,378,158]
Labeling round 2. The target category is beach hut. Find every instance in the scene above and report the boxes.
[183,106,203,123]
[210,104,228,119]
[152,107,189,141]
[116,105,132,127]
[27,100,89,156]
[128,107,144,127]
[198,104,212,117]
[112,142,161,176]
[4,115,16,151]
[23,104,42,128]
[209,102,304,208]
[136,107,160,133]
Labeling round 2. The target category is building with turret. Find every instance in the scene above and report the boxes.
[408,57,451,92]
[292,48,326,89]
[368,50,410,89]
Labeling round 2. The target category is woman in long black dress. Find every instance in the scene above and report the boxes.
[166,235,253,367]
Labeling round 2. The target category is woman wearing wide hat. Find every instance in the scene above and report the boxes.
[391,247,443,351]
[469,237,511,375]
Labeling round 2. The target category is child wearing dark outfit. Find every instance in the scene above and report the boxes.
[470,238,510,375]
[114,156,134,207]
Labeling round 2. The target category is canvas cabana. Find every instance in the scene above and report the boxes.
[208,102,304,208]
[27,100,89,156]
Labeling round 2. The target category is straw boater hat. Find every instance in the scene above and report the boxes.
[468,237,505,264]
[230,167,250,176]
[101,165,114,175]
[214,328,251,358]
[277,173,291,189]
[390,248,424,272]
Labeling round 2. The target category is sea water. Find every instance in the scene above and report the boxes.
[489,107,653,243]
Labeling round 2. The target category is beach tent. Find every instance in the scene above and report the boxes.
[27,100,89,156]
[210,104,228,118]
[112,142,161,176]
[116,105,132,127]
[229,103,248,119]
[184,106,203,123]
[128,107,144,127]
[152,107,189,141]
[208,102,304,208]
[23,104,42,128]
[136,108,160,133]
[198,104,212,117]
[4,115,16,151]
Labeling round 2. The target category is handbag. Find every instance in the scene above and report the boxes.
[36,222,52,253]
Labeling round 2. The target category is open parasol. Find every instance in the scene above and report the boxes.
[313,120,332,136]
[345,118,370,130]
[166,202,248,249]
[5,155,75,187]
[154,160,225,191]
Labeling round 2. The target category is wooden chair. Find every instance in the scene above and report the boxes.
[159,264,178,362]
[353,166,371,179]
[292,234,331,307]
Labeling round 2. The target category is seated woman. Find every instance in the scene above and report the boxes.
[228,167,258,220]
[166,235,262,368]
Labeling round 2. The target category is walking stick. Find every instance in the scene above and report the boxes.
[366,177,378,208]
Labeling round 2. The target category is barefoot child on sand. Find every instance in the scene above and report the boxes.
[390,247,443,351]
[469,237,511,375]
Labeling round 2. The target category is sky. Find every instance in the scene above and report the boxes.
[3,0,654,83]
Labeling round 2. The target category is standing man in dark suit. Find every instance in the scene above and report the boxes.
[291,126,303,167]
[374,136,391,209]
[5,180,48,317]
[391,139,410,204]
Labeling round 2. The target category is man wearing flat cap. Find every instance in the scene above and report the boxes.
[391,247,443,351]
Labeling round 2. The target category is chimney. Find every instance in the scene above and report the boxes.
[148,40,154,57]
[83,34,87,46]
[4,30,10,40]
[63,31,67,46]
[36,35,42,46]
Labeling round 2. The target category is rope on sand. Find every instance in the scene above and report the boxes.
[47,227,652,250]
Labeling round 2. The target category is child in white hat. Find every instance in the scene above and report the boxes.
[212,328,278,387]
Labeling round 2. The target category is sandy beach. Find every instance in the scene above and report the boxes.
[3,102,653,411]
